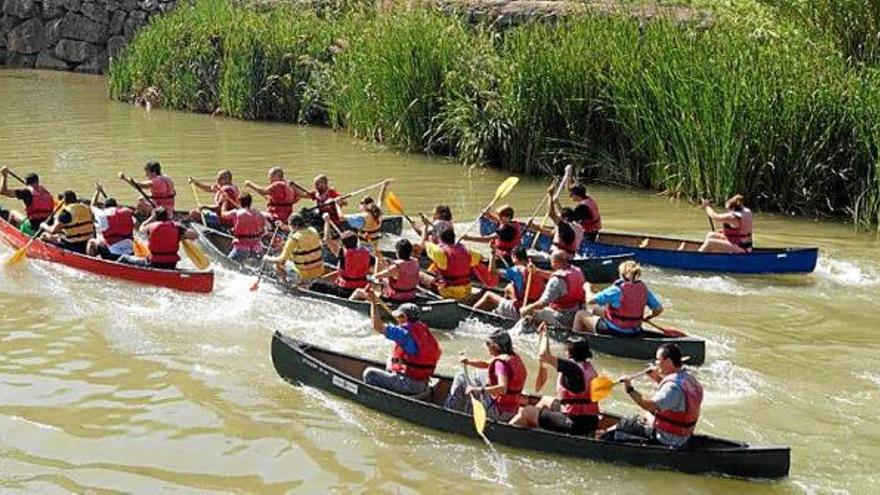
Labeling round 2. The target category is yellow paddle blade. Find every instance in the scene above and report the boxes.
[384,191,405,215]
[4,245,29,266]
[590,375,616,402]
[493,176,520,203]
[182,240,210,270]
[471,395,488,438]
[133,238,150,258]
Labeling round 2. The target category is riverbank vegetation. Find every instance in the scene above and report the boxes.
[108,0,880,229]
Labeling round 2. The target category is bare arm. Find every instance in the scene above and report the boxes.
[244,181,269,197]
[0,169,12,198]
[189,178,214,193]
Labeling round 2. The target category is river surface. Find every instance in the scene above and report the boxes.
[0,69,878,493]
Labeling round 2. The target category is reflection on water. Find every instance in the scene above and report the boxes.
[1,69,879,493]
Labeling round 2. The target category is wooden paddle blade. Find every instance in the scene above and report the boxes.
[384,191,405,215]
[182,240,210,270]
[534,330,550,391]
[660,328,688,338]
[249,280,261,292]
[493,177,520,202]
[133,238,150,258]
[590,376,616,402]
[535,364,549,392]
[4,246,29,266]
[471,395,488,437]
[472,262,498,287]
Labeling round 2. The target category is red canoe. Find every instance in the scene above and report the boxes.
[0,217,214,293]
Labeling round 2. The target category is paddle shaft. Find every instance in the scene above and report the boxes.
[643,318,685,336]
[304,179,389,213]
[530,166,572,249]
[7,170,26,185]
[123,177,157,208]
[7,201,65,263]
[250,224,281,290]
[191,184,207,225]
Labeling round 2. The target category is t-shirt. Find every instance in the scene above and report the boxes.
[652,379,689,447]
[384,324,419,355]
[556,357,587,394]
[537,275,568,305]
[424,242,481,270]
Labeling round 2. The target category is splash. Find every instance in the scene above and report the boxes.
[469,439,510,487]
[700,360,765,405]
[662,274,753,296]
[815,256,879,287]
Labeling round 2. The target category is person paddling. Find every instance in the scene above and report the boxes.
[309,223,374,298]
[87,185,134,260]
[509,323,600,436]
[119,207,197,270]
[120,161,176,215]
[346,195,384,245]
[698,194,753,253]
[461,205,524,266]
[471,247,547,320]
[40,190,95,254]
[0,167,55,235]
[445,329,528,422]
[600,343,703,448]
[264,213,325,284]
[419,225,481,302]
[351,238,419,303]
[412,204,454,243]
[569,183,602,243]
[527,189,583,259]
[309,174,346,229]
[362,292,442,396]
[244,167,305,224]
[572,260,663,337]
[519,251,585,328]
[189,170,240,229]
[220,193,266,262]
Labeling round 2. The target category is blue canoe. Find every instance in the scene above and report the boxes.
[479,218,818,275]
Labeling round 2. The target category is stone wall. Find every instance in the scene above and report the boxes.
[0,0,176,73]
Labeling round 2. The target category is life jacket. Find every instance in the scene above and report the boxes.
[147,221,181,265]
[437,243,471,288]
[101,207,134,246]
[722,207,753,249]
[604,279,648,330]
[24,184,54,222]
[338,247,371,289]
[150,175,176,211]
[653,371,703,438]
[314,188,342,225]
[383,259,420,301]
[267,181,297,222]
[578,197,602,234]
[491,221,524,257]
[429,219,454,243]
[389,321,441,381]
[59,203,95,244]
[557,360,599,417]
[289,227,324,273]
[511,265,546,309]
[552,222,584,256]
[231,208,265,251]
[358,213,382,242]
[549,266,586,311]
[215,184,240,225]
[487,353,527,413]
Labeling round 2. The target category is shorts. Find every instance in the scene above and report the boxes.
[538,410,599,436]
[202,211,223,230]
[437,284,472,301]
[596,318,642,338]
[19,218,39,236]
[95,243,121,261]
[583,231,599,243]
[58,240,88,254]
[308,279,356,298]
[495,299,521,320]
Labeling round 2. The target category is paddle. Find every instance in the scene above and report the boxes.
[6,170,26,185]
[304,179,391,214]
[190,183,208,226]
[534,324,550,391]
[644,319,687,338]
[120,175,210,270]
[700,198,716,232]
[460,355,490,443]
[590,356,691,402]
[4,201,65,267]
[250,223,281,292]
[456,176,519,244]
[530,165,573,250]
[383,191,419,234]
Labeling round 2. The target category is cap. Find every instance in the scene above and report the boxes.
[392,303,420,321]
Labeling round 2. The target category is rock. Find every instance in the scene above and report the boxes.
[44,17,63,45]
[106,33,125,57]
[122,0,136,10]
[59,12,106,42]
[36,48,70,69]
[74,50,107,73]
[7,17,44,54]
[1,15,22,33]
[108,8,124,35]
[54,38,95,62]
[138,0,158,11]
[123,9,146,38]
[5,50,36,67]
[62,0,80,13]
[43,0,64,18]
[80,1,107,23]
[2,0,38,19]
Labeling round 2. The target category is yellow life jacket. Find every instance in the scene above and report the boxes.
[60,203,95,243]
[290,227,324,273]
[358,213,382,242]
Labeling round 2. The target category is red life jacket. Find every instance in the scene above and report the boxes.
[338,247,371,289]
[313,188,342,225]
[24,184,54,222]
[487,354,527,413]
[389,321,441,381]
[383,259,420,301]
[557,360,599,417]
[578,197,602,234]
[231,208,266,251]
[101,207,135,246]
[215,185,240,226]
[147,221,180,265]
[653,371,703,438]
[511,265,546,309]
[722,208,753,249]
[549,266,586,311]
[437,243,471,288]
[604,279,648,330]
[492,221,524,257]
[150,176,176,210]
[552,222,584,256]
[267,181,297,222]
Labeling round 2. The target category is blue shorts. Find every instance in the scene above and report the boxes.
[202,211,223,230]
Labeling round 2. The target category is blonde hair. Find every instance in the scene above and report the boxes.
[618,260,642,281]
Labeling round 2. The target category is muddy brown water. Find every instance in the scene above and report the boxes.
[0,69,878,493]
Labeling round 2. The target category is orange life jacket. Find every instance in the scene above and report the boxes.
[383,259,420,301]
[488,353,527,414]
[549,266,585,311]
[215,184,240,225]
[389,321,441,381]
[24,184,54,222]
[231,208,266,251]
[267,181,297,222]
[557,360,599,417]
[147,221,180,265]
[150,176,176,211]
[653,371,703,438]
[604,279,648,330]
[338,247,371,289]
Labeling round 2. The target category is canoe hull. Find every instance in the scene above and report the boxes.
[271,334,789,479]
[0,218,213,293]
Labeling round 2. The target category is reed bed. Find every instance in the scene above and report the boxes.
[108,0,880,228]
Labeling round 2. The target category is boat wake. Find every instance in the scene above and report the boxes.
[700,360,765,405]
[814,256,879,287]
